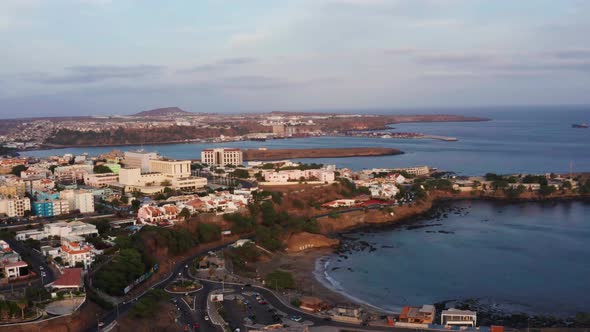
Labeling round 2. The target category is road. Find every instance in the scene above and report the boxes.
[1,238,55,292]
[85,244,436,332]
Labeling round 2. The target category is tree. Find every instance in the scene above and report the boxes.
[198,223,221,243]
[93,165,112,174]
[120,195,129,204]
[178,207,191,220]
[232,168,250,179]
[16,300,26,320]
[49,165,58,174]
[265,270,295,290]
[131,199,141,211]
[10,165,27,176]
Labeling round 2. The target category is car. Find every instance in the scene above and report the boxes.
[323,317,332,321]
[98,322,105,327]
[194,323,200,329]
[290,315,302,322]
[204,315,209,321]
[258,300,268,305]
[244,284,252,287]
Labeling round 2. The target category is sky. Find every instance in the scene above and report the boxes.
[0,0,590,117]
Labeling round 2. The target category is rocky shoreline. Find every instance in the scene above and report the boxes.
[294,193,590,326]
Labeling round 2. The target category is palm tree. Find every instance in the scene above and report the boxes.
[17,300,26,320]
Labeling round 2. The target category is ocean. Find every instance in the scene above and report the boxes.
[22,106,590,175]
[315,200,590,317]
[21,106,590,315]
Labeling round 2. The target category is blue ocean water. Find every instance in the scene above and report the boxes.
[317,200,590,316]
[23,107,590,175]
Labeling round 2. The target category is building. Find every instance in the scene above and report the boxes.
[84,173,119,187]
[137,204,180,225]
[119,164,207,193]
[441,308,477,327]
[123,150,160,172]
[0,197,31,217]
[393,166,430,176]
[32,199,69,217]
[60,189,95,213]
[15,221,98,241]
[399,305,435,324]
[261,168,335,184]
[54,164,93,183]
[49,268,84,291]
[103,163,121,174]
[149,159,191,178]
[4,261,29,279]
[201,148,243,166]
[60,240,95,269]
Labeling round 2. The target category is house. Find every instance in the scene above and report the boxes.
[137,204,180,224]
[399,305,435,324]
[441,308,477,327]
[49,268,84,291]
[322,199,357,208]
[60,240,96,269]
[330,305,362,324]
[4,261,29,279]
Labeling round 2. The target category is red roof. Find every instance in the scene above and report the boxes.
[4,261,28,268]
[53,268,83,288]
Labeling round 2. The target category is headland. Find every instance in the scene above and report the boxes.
[243,147,403,161]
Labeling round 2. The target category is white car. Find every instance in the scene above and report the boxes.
[204,315,209,321]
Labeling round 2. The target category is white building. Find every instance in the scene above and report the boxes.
[201,148,243,166]
[0,197,31,217]
[60,189,95,213]
[149,159,191,178]
[15,221,98,241]
[84,173,119,187]
[441,308,477,327]
[124,150,160,172]
[261,168,335,184]
[60,239,96,269]
[119,162,207,193]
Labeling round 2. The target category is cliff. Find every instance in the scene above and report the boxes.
[243,147,403,161]
[285,232,340,252]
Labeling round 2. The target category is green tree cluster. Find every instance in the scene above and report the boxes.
[265,270,295,290]
[94,248,147,296]
[197,223,221,243]
[93,165,112,174]
[129,289,169,319]
[223,213,256,234]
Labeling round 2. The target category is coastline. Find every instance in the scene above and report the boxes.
[291,192,590,314]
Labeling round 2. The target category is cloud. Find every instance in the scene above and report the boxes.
[24,65,164,84]
[180,57,257,74]
[229,30,268,47]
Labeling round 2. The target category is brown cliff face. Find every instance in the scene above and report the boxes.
[285,232,340,252]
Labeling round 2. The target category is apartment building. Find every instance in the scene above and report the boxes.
[0,197,31,217]
[60,189,95,213]
[201,148,243,166]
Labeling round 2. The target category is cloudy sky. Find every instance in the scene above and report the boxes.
[1,0,589,117]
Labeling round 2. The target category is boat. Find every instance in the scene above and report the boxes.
[250,137,267,141]
[572,123,589,128]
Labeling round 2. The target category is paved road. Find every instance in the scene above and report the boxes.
[1,238,55,292]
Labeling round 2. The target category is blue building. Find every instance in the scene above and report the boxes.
[32,200,55,217]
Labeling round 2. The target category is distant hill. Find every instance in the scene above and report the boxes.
[132,107,192,117]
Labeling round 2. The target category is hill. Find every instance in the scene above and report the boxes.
[132,107,192,117]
